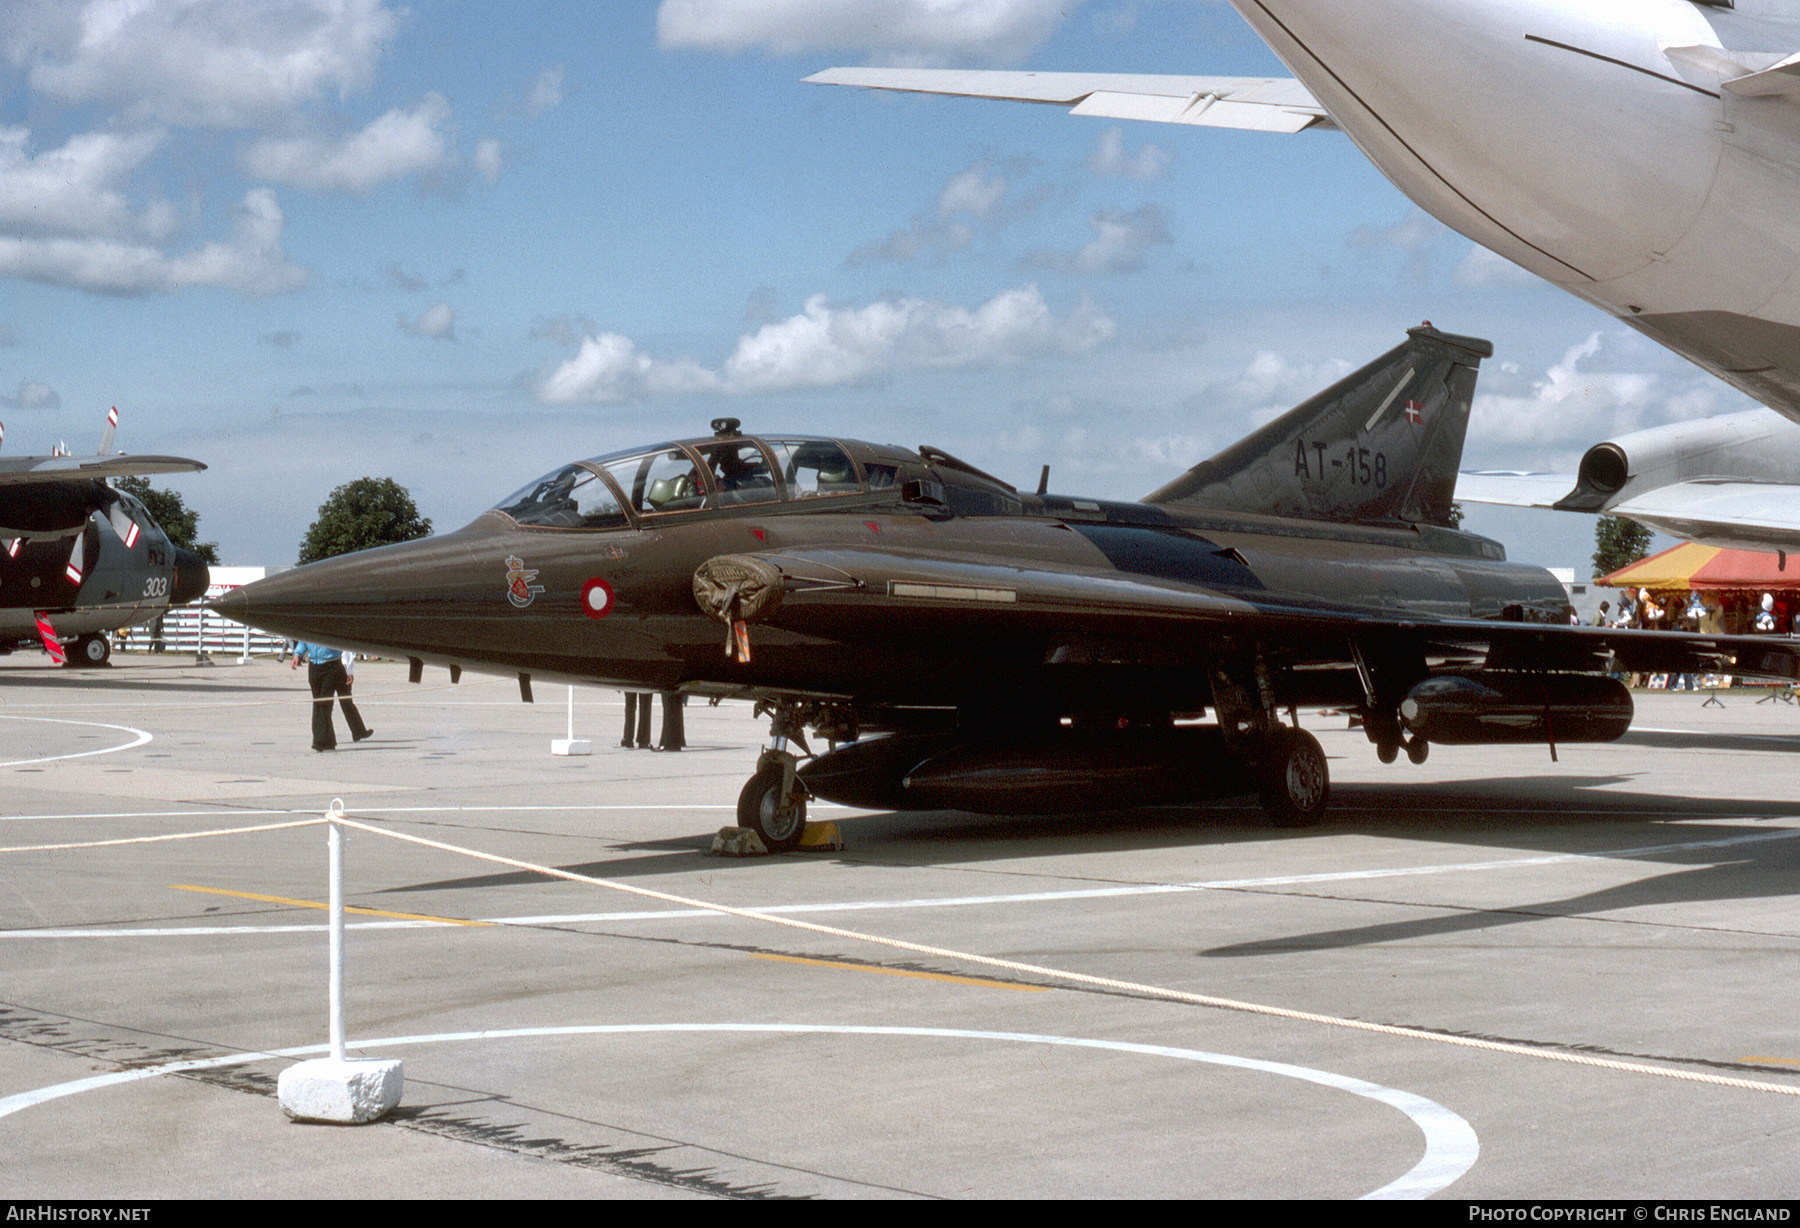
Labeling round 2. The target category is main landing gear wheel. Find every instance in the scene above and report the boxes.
[67,634,110,667]
[1257,727,1329,828]
[738,762,808,851]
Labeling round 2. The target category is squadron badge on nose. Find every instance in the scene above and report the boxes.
[505,555,545,609]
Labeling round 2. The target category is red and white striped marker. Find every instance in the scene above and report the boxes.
[34,614,64,665]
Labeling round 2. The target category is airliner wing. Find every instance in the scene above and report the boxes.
[1454,470,1578,509]
[1457,469,1800,553]
[804,68,1334,133]
[1608,482,1800,554]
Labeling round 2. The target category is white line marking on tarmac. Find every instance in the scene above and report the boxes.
[0,1022,1476,1199]
[0,804,753,823]
[6,825,1793,938]
[0,715,153,767]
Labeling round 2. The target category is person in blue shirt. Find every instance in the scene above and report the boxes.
[290,641,372,751]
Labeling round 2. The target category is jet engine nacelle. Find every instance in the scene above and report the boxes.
[1399,673,1633,746]
[1554,409,1800,512]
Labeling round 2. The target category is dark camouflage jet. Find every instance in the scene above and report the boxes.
[212,326,1799,847]
[0,408,210,665]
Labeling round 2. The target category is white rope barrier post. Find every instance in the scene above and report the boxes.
[276,800,403,1123]
[328,816,345,1063]
[550,684,591,756]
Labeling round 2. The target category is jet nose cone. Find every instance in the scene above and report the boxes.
[171,549,211,605]
[207,531,478,648]
[207,583,246,618]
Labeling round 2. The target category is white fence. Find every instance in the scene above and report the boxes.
[115,566,290,658]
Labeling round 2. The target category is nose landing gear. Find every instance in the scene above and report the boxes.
[737,699,855,851]
[738,755,808,851]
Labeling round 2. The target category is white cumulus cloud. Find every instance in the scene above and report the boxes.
[243,94,456,193]
[1026,204,1171,274]
[399,301,457,340]
[1467,331,1735,465]
[0,127,173,240]
[535,285,1114,403]
[0,187,306,295]
[850,158,1035,265]
[527,66,567,117]
[473,139,504,184]
[537,333,722,404]
[1088,126,1167,180]
[6,0,402,128]
[0,379,61,410]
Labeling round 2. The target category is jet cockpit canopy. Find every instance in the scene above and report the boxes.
[493,435,870,529]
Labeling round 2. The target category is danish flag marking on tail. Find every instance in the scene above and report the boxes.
[1404,399,1425,426]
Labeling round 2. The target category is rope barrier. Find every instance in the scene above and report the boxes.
[6,806,1798,1098]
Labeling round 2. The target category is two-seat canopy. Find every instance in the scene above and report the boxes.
[495,436,885,529]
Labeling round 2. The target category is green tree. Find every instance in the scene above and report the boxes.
[116,476,220,564]
[1592,513,1654,579]
[1446,500,1465,529]
[298,477,433,564]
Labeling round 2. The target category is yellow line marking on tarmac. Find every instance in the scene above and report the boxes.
[171,884,489,926]
[750,952,1048,991]
[1740,1056,1800,1066]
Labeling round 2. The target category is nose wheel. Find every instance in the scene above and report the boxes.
[738,753,808,851]
[66,634,111,668]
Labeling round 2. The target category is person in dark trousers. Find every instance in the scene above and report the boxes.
[291,641,372,751]
[621,692,652,748]
[656,691,685,752]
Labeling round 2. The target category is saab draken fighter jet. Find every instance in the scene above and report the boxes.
[0,409,211,665]
[213,327,1799,847]
[810,0,1800,547]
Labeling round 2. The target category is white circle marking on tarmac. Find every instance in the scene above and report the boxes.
[0,1022,1477,1199]
[0,714,153,767]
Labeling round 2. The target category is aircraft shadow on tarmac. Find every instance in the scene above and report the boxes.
[378,776,1800,903]
[0,668,290,696]
[1199,823,1800,961]
[1618,729,1800,753]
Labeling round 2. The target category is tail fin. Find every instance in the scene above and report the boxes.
[1143,324,1490,526]
[97,405,118,457]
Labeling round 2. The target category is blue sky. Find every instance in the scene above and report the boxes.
[0,0,1747,567]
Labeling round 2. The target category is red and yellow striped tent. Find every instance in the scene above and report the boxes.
[1601,543,1798,590]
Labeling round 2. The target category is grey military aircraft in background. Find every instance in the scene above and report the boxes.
[213,326,1800,847]
[1458,408,1800,559]
[0,408,211,665]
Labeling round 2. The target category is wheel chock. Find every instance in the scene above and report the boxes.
[796,822,842,852]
